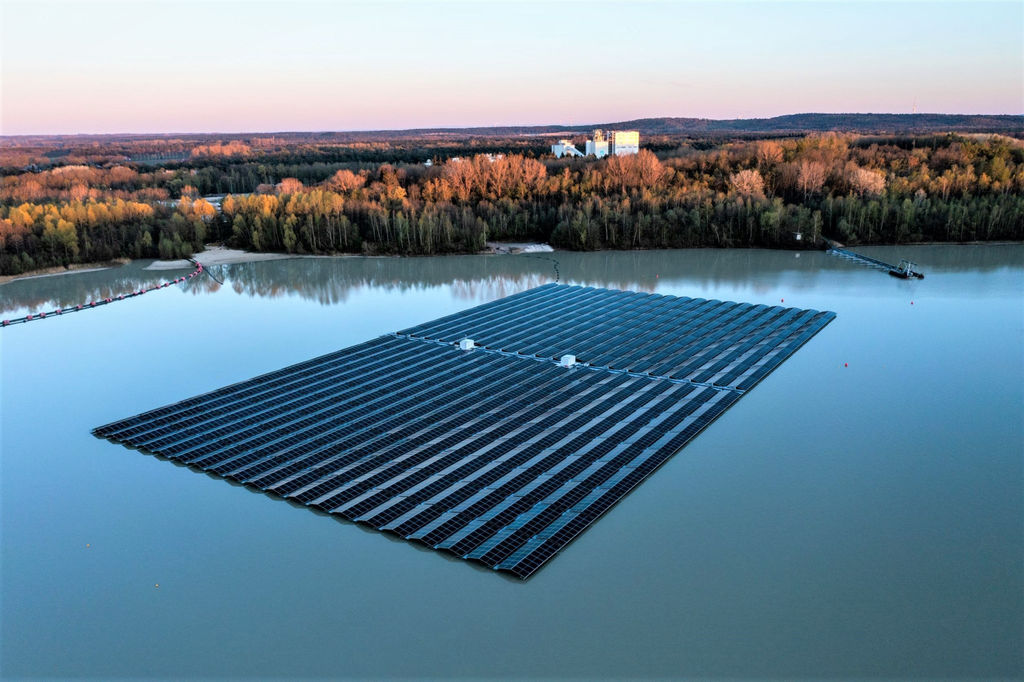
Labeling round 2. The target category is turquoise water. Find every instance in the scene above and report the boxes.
[2,246,1021,679]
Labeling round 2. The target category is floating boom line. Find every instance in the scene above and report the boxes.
[2,261,207,328]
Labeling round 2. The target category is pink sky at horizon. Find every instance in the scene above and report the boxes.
[2,1,1021,136]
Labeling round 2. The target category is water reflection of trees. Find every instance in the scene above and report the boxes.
[207,245,1024,307]
[2,246,1020,315]
[0,262,193,314]
[223,256,562,305]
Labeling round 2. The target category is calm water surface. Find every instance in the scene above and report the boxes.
[2,246,1022,679]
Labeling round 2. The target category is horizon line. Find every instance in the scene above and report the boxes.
[3,111,1023,140]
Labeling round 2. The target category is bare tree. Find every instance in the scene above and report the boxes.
[846,165,886,196]
[729,169,766,199]
[326,170,365,193]
[797,161,827,198]
[756,141,783,167]
[275,177,304,195]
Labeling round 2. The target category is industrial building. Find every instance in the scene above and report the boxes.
[553,129,640,158]
[608,130,639,156]
[585,130,608,157]
[550,140,583,158]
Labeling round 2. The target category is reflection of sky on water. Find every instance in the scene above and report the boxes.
[2,244,1021,680]
[2,245,1022,317]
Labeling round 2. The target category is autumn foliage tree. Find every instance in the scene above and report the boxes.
[729,169,766,199]
[2,132,1022,275]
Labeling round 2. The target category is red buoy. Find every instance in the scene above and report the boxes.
[26,314,33,320]
[844,363,848,367]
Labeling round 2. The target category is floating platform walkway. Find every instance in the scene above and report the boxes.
[825,240,924,279]
[94,284,835,579]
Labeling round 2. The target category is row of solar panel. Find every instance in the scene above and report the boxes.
[400,284,835,390]
[105,341,678,511]
[95,335,463,442]
[95,337,739,577]
[93,335,414,437]
[95,284,836,578]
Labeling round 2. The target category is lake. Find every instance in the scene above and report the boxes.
[2,246,1021,679]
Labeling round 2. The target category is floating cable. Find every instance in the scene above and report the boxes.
[522,253,561,283]
[2,262,206,328]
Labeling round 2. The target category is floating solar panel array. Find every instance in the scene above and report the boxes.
[94,284,835,578]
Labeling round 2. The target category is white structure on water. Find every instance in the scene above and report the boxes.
[553,129,640,158]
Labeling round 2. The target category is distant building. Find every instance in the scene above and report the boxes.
[608,130,640,156]
[446,154,505,163]
[554,129,640,158]
[585,130,609,158]
[551,140,583,158]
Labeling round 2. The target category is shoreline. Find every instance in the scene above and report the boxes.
[0,259,129,286]
[3,240,1020,285]
[145,245,299,270]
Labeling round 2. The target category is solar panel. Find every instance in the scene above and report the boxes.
[94,284,835,578]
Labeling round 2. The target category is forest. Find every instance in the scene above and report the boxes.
[1,131,1022,276]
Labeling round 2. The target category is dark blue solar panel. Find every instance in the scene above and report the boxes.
[94,284,834,578]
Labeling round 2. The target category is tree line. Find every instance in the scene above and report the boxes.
[1,133,1021,275]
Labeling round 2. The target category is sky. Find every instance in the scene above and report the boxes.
[1,0,1021,135]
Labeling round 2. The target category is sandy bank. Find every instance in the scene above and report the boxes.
[0,260,129,286]
[146,245,296,270]
[485,242,554,255]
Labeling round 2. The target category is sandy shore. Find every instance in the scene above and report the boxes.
[485,242,554,255]
[0,260,128,286]
[146,245,296,270]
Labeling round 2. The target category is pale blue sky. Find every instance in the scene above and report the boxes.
[1,0,1021,134]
